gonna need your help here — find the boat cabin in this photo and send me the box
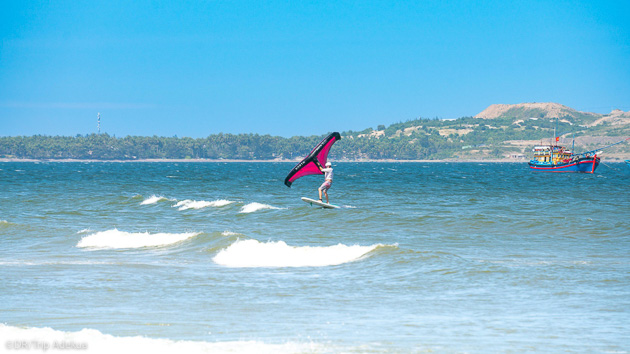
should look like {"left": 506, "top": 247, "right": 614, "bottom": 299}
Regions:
{"left": 531, "top": 145, "right": 573, "bottom": 164}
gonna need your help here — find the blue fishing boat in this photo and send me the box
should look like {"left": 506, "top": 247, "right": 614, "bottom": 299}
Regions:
{"left": 528, "top": 137, "right": 629, "bottom": 173}
{"left": 528, "top": 145, "right": 599, "bottom": 173}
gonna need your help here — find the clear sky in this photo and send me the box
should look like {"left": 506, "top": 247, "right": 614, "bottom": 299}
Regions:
{"left": 1, "top": 0, "right": 629, "bottom": 138}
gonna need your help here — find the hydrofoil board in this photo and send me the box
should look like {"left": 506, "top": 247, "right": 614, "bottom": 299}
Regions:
{"left": 301, "top": 197, "right": 340, "bottom": 209}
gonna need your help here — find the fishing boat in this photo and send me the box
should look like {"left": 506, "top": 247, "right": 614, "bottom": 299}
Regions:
{"left": 528, "top": 145, "right": 599, "bottom": 173}
{"left": 527, "top": 117, "right": 630, "bottom": 173}
{"left": 528, "top": 137, "right": 629, "bottom": 173}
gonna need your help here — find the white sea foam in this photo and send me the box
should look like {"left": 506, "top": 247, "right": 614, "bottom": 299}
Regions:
{"left": 0, "top": 324, "right": 323, "bottom": 354}
{"left": 213, "top": 239, "right": 383, "bottom": 268}
{"left": 239, "top": 202, "right": 282, "bottom": 214}
{"left": 77, "top": 228, "right": 92, "bottom": 234}
{"left": 174, "top": 199, "right": 234, "bottom": 211}
{"left": 77, "top": 229, "right": 200, "bottom": 249}
{"left": 221, "top": 231, "right": 240, "bottom": 236}
{"left": 141, "top": 195, "right": 171, "bottom": 205}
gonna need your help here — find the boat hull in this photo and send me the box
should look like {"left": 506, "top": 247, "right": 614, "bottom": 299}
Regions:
{"left": 528, "top": 156, "right": 600, "bottom": 173}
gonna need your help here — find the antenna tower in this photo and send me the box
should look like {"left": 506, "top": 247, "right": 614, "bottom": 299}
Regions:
{"left": 97, "top": 113, "right": 101, "bottom": 134}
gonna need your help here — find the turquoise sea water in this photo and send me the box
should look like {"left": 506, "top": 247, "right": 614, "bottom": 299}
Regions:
{"left": 1, "top": 162, "right": 629, "bottom": 353}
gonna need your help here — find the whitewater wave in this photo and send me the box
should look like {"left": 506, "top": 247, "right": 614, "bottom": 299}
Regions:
{"left": 0, "top": 220, "right": 17, "bottom": 228}
{"left": 213, "top": 239, "right": 385, "bottom": 268}
{"left": 0, "top": 324, "right": 323, "bottom": 354}
{"left": 141, "top": 195, "right": 173, "bottom": 205}
{"left": 174, "top": 199, "right": 234, "bottom": 211}
{"left": 239, "top": 202, "right": 282, "bottom": 214}
{"left": 77, "top": 229, "right": 200, "bottom": 250}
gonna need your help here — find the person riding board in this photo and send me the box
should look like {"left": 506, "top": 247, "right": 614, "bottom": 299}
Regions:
{"left": 318, "top": 161, "right": 333, "bottom": 203}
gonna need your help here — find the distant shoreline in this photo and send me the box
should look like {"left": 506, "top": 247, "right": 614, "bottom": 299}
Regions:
{"left": 1, "top": 157, "right": 526, "bottom": 163}
{"left": 1, "top": 157, "right": 627, "bottom": 163}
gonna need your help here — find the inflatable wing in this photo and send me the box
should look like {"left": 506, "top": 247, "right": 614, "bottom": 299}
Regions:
{"left": 284, "top": 132, "right": 341, "bottom": 187}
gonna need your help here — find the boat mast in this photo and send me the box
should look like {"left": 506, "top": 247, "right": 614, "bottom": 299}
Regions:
{"left": 551, "top": 118, "right": 556, "bottom": 162}
{"left": 553, "top": 118, "right": 556, "bottom": 146}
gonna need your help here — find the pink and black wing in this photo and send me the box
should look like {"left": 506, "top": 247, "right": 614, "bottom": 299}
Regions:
{"left": 284, "top": 132, "right": 341, "bottom": 187}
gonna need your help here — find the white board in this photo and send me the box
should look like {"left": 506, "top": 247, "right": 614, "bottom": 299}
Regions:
{"left": 301, "top": 197, "right": 340, "bottom": 209}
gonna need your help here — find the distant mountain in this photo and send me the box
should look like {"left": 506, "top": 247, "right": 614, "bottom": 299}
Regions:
{"left": 474, "top": 102, "right": 630, "bottom": 126}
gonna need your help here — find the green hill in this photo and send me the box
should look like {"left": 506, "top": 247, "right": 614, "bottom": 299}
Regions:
{"left": 1, "top": 103, "right": 629, "bottom": 161}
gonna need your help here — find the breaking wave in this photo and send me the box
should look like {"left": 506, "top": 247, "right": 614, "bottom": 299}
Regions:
{"left": 213, "top": 239, "right": 386, "bottom": 268}
{"left": 141, "top": 195, "right": 173, "bottom": 205}
{"left": 77, "top": 229, "right": 200, "bottom": 250}
{"left": 239, "top": 202, "right": 282, "bottom": 214}
{"left": 0, "top": 324, "right": 323, "bottom": 354}
{"left": 174, "top": 199, "right": 234, "bottom": 211}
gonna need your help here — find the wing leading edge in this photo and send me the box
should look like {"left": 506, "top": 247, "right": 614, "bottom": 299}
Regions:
{"left": 284, "top": 132, "right": 341, "bottom": 187}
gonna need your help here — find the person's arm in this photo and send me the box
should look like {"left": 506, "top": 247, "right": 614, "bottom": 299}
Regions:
{"left": 315, "top": 160, "right": 324, "bottom": 172}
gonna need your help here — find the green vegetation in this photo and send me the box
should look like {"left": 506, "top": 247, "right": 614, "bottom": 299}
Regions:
{"left": 1, "top": 114, "right": 628, "bottom": 160}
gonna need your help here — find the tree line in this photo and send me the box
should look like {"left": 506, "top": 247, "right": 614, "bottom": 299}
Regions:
{"left": 0, "top": 133, "right": 448, "bottom": 160}
{"left": 0, "top": 116, "right": 577, "bottom": 160}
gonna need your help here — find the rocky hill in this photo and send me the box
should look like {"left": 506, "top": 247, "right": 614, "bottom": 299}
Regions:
{"left": 476, "top": 102, "right": 589, "bottom": 119}
{"left": 471, "top": 102, "right": 630, "bottom": 160}
{"left": 475, "top": 102, "right": 630, "bottom": 126}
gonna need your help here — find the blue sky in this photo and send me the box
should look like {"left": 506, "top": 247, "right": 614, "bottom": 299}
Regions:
{"left": 1, "top": 0, "right": 629, "bottom": 138}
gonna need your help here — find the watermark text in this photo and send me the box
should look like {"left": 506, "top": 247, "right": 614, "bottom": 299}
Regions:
{"left": 5, "top": 340, "right": 88, "bottom": 351}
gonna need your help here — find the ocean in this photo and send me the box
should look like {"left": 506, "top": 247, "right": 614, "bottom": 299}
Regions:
{"left": 1, "top": 161, "right": 629, "bottom": 353}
